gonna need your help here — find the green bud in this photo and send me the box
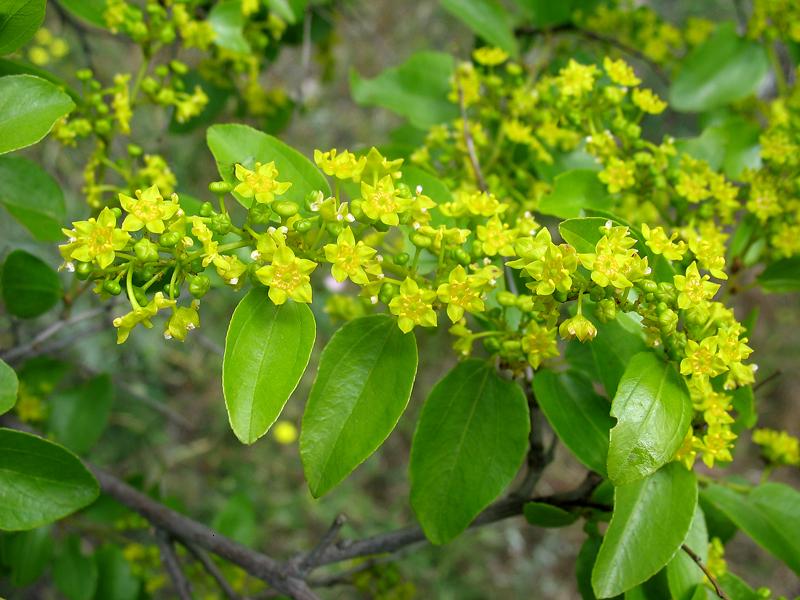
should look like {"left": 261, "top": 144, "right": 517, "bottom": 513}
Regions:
{"left": 483, "top": 337, "right": 501, "bottom": 353}
{"left": 95, "top": 120, "right": 112, "bottom": 135}
{"left": 411, "top": 233, "right": 432, "bottom": 248}
{"left": 199, "top": 202, "right": 215, "bottom": 217}
{"left": 452, "top": 248, "right": 471, "bottom": 265}
{"left": 188, "top": 274, "right": 211, "bottom": 298}
{"left": 326, "top": 222, "right": 344, "bottom": 236}
{"left": 596, "top": 298, "right": 617, "bottom": 322}
{"left": 133, "top": 286, "right": 148, "bottom": 306}
{"left": 249, "top": 203, "right": 272, "bottom": 224}
{"left": 470, "top": 240, "right": 484, "bottom": 259}
{"left": 501, "top": 340, "right": 521, "bottom": 352}
{"left": 396, "top": 183, "right": 412, "bottom": 198}
{"left": 103, "top": 279, "right": 122, "bottom": 295}
{"left": 208, "top": 181, "right": 232, "bottom": 194}
{"left": 210, "top": 213, "right": 232, "bottom": 234}
{"left": 393, "top": 252, "right": 410, "bottom": 265}
{"left": 134, "top": 238, "right": 160, "bottom": 263}
{"left": 497, "top": 291, "right": 517, "bottom": 307}
{"left": 273, "top": 200, "right": 299, "bottom": 218}
{"left": 169, "top": 61, "right": 187, "bottom": 76}
{"left": 155, "top": 65, "right": 169, "bottom": 77}
{"left": 638, "top": 279, "right": 658, "bottom": 294}
{"left": 75, "top": 261, "right": 93, "bottom": 280}
{"left": 517, "top": 295, "right": 534, "bottom": 312}
{"left": 349, "top": 199, "right": 365, "bottom": 220}
{"left": 111, "top": 207, "right": 122, "bottom": 218}
{"left": 159, "top": 231, "right": 181, "bottom": 247}
{"left": 141, "top": 77, "right": 159, "bottom": 94}
{"left": 127, "top": 144, "right": 143, "bottom": 157}
{"left": 76, "top": 69, "right": 94, "bottom": 81}
{"left": 658, "top": 307, "right": 679, "bottom": 332}
{"left": 293, "top": 218, "right": 314, "bottom": 233}
{"left": 159, "top": 26, "right": 176, "bottom": 44}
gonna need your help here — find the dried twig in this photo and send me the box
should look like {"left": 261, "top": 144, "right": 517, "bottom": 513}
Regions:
{"left": 455, "top": 78, "right": 488, "bottom": 193}
{"left": 184, "top": 542, "right": 241, "bottom": 600}
{"left": 155, "top": 529, "right": 194, "bottom": 600}
{"left": 681, "top": 544, "right": 730, "bottom": 600}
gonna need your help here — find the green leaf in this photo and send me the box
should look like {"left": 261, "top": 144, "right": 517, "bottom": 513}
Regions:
{"left": 265, "top": 0, "right": 305, "bottom": 24}
{"left": 513, "top": 0, "right": 579, "bottom": 27}
{"left": 524, "top": 501, "right": 578, "bottom": 528}
{"left": 0, "top": 156, "right": 66, "bottom": 240}
{"left": 55, "top": 0, "right": 108, "bottom": 27}
{"left": 48, "top": 374, "right": 114, "bottom": 454}
{"left": 756, "top": 256, "right": 800, "bottom": 292}
{"left": 677, "top": 117, "right": 761, "bottom": 179}
{"left": 669, "top": 23, "right": 769, "bottom": 113}
{"left": 2, "top": 525, "right": 53, "bottom": 586}
{"left": 0, "top": 57, "right": 80, "bottom": 100}
{"left": 209, "top": 0, "right": 250, "bottom": 53}
{"left": 0, "top": 428, "right": 99, "bottom": 530}
{"left": 207, "top": 123, "right": 330, "bottom": 208}
{"left": 409, "top": 360, "right": 529, "bottom": 544}
{"left": 592, "top": 463, "right": 698, "bottom": 598}
{"left": 731, "top": 385, "right": 756, "bottom": 434}
{"left": 558, "top": 217, "right": 608, "bottom": 253}
{"left": 2, "top": 249, "right": 62, "bottom": 318}
{"left": 666, "top": 507, "right": 708, "bottom": 600}
{"left": 0, "top": 358, "right": 17, "bottom": 415}
{"left": 94, "top": 545, "right": 141, "bottom": 600}
{"left": 54, "top": 536, "right": 98, "bottom": 600}
{"left": 0, "top": 74, "right": 75, "bottom": 154}
{"left": 538, "top": 170, "right": 612, "bottom": 219}
{"left": 300, "top": 314, "right": 417, "bottom": 497}
{"left": 607, "top": 352, "right": 691, "bottom": 485}
{"left": 0, "top": 0, "right": 45, "bottom": 55}
{"left": 223, "top": 290, "right": 315, "bottom": 444}
{"left": 576, "top": 535, "right": 603, "bottom": 600}
{"left": 533, "top": 369, "right": 613, "bottom": 476}
{"left": 717, "top": 573, "right": 761, "bottom": 600}
{"left": 350, "top": 51, "right": 459, "bottom": 130}
{"left": 701, "top": 483, "right": 800, "bottom": 575}
{"left": 441, "top": 0, "right": 518, "bottom": 56}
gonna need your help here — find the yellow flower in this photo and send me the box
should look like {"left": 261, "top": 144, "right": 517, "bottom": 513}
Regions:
{"left": 641, "top": 224, "right": 686, "bottom": 261}
{"left": 559, "top": 313, "right": 597, "bottom": 342}
{"left": 234, "top": 162, "right": 292, "bottom": 204}
{"left": 674, "top": 262, "right": 720, "bottom": 309}
{"left": 632, "top": 88, "right": 667, "bottom": 114}
{"left": 323, "top": 227, "right": 379, "bottom": 285}
{"left": 119, "top": 185, "right": 180, "bottom": 234}
{"left": 112, "top": 74, "right": 132, "bottom": 134}
{"left": 706, "top": 538, "right": 727, "bottom": 579}
{"left": 680, "top": 337, "right": 727, "bottom": 379}
{"left": 255, "top": 246, "right": 317, "bottom": 305}
{"left": 476, "top": 215, "right": 517, "bottom": 256}
{"left": 557, "top": 59, "right": 598, "bottom": 97}
{"left": 436, "top": 265, "right": 484, "bottom": 322}
{"left": 314, "top": 149, "right": 367, "bottom": 182}
{"left": 359, "top": 175, "right": 409, "bottom": 226}
{"left": 273, "top": 420, "right": 298, "bottom": 444}
{"left": 164, "top": 302, "right": 200, "bottom": 341}
{"left": 389, "top": 278, "right": 437, "bottom": 333}
{"left": 140, "top": 155, "right": 177, "bottom": 195}
{"left": 113, "top": 292, "right": 176, "bottom": 344}
{"left": 752, "top": 428, "right": 800, "bottom": 467}
{"left": 60, "top": 207, "right": 131, "bottom": 269}
{"left": 521, "top": 321, "right": 559, "bottom": 369}
{"left": 472, "top": 46, "right": 509, "bottom": 66}
{"left": 603, "top": 57, "right": 641, "bottom": 87}
{"left": 599, "top": 157, "right": 636, "bottom": 193}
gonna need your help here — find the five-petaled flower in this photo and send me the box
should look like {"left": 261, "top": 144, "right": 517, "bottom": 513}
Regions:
{"left": 119, "top": 185, "right": 180, "bottom": 233}
{"left": 61, "top": 207, "right": 131, "bottom": 269}
{"left": 255, "top": 246, "right": 317, "bottom": 305}
{"left": 234, "top": 161, "right": 292, "bottom": 204}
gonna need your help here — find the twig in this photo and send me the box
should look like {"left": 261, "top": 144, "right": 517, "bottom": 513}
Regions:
{"left": 155, "top": 529, "right": 193, "bottom": 600}
{"left": 184, "top": 542, "right": 241, "bottom": 600}
{"left": 681, "top": 544, "right": 730, "bottom": 600}
{"left": 1, "top": 307, "right": 108, "bottom": 362}
{"left": 298, "top": 514, "right": 347, "bottom": 574}
{"left": 753, "top": 369, "right": 781, "bottom": 392}
{"left": 456, "top": 78, "right": 488, "bottom": 193}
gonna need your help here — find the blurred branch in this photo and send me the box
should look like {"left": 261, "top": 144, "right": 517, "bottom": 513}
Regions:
{"left": 184, "top": 542, "right": 241, "bottom": 600}
{"left": 155, "top": 529, "right": 194, "bottom": 600}
{"left": 456, "top": 78, "right": 487, "bottom": 193}
{"left": 515, "top": 24, "right": 669, "bottom": 84}
{"left": 681, "top": 544, "right": 730, "bottom": 600}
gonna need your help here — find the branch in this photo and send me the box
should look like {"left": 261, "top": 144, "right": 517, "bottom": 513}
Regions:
{"left": 297, "top": 514, "right": 347, "bottom": 574}
{"left": 456, "top": 77, "right": 488, "bottom": 193}
{"left": 681, "top": 544, "right": 730, "bottom": 600}
{"left": 155, "top": 529, "right": 193, "bottom": 600}
{"left": 184, "top": 542, "right": 241, "bottom": 600}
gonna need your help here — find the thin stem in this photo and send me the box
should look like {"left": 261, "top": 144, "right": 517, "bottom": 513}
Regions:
{"left": 155, "top": 530, "right": 193, "bottom": 600}
{"left": 681, "top": 544, "right": 730, "bottom": 600}
{"left": 184, "top": 542, "right": 241, "bottom": 600}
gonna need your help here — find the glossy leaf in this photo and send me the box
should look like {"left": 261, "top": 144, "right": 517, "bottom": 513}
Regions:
{"left": 538, "top": 170, "right": 612, "bottom": 219}
{"left": 666, "top": 506, "right": 708, "bottom": 600}
{"left": 207, "top": 123, "right": 330, "bottom": 208}
{"left": 48, "top": 374, "right": 114, "bottom": 454}
{"left": 0, "top": 0, "right": 45, "bottom": 55}
{"left": 409, "top": 360, "right": 529, "bottom": 543}
{"left": 441, "top": 0, "right": 517, "bottom": 56}
{"left": 524, "top": 502, "right": 579, "bottom": 528}
{"left": 576, "top": 535, "right": 603, "bottom": 600}
{"left": 0, "top": 57, "right": 80, "bottom": 99}
{"left": 607, "top": 352, "right": 692, "bottom": 485}
{"left": 0, "top": 156, "right": 66, "bottom": 240}
{"left": 756, "top": 256, "right": 800, "bottom": 293}
{"left": 592, "top": 463, "right": 698, "bottom": 598}
{"left": 669, "top": 23, "right": 769, "bottom": 112}
{"left": 0, "top": 358, "right": 17, "bottom": 415}
{"left": 209, "top": 0, "right": 250, "bottom": 53}
{"left": 54, "top": 536, "right": 98, "bottom": 600}
{"left": 55, "top": 0, "right": 107, "bottom": 27}
{"left": 513, "top": 0, "right": 577, "bottom": 27}
{"left": 533, "top": 369, "right": 613, "bottom": 476}
{"left": 350, "top": 51, "right": 459, "bottom": 129}
{"left": 0, "top": 74, "right": 75, "bottom": 154}
{"left": 558, "top": 217, "right": 608, "bottom": 253}
{"left": 701, "top": 483, "right": 800, "bottom": 574}
{"left": 0, "top": 428, "right": 99, "bottom": 530}
{"left": 301, "top": 315, "right": 417, "bottom": 497}
{"left": 2, "top": 249, "right": 62, "bottom": 318}
{"left": 223, "top": 290, "right": 315, "bottom": 444}
{"left": 2, "top": 526, "right": 53, "bottom": 586}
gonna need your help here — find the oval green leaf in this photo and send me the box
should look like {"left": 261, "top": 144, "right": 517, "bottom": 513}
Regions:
{"left": 0, "top": 74, "right": 75, "bottom": 154}
{"left": 524, "top": 502, "right": 579, "bottom": 528}
{"left": 669, "top": 23, "right": 769, "bottom": 113}
{"left": 209, "top": 0, "right": 250, "bottom": 53}
{"left": 409, "top": 359, "right": 529, "bottom": 544}
{"left": 756, "top": 256, "right": 800, "bottom": 293}
{"left": 538, "top": 170, "right": 612, "bottom": 219}
{"left": 441, "top": 0, "right": 518, "bottom": 56}
{"left": 300, "top": 314, "right": 418, "bottom": 497}
{"left": 0, "top": 358, "right": 17, "bottom": 415}
{"left": 0, "top": 156, "right": 66, "bottom": 241}
{"left": 666, "top": 506, "right": 709, "bottom": 600}
{"left": 558, "top": 217, "right": 608, "bottom": 253}
{"left": 54, "top": 536, "right": 98, "bottom": 600}
{"left": 0, "top": 428, "right": 99, "bottom": 531}
{"left": 592, "top": 463, "right": 698, "bottom": 598}
{"left": 207, "top": 123, "right": 330, "bottom": 208}
{"left": 350, "top": 51, "right": 459, "bottom": 130}
{"left": 0, "top": 0, "right": 45, "bottom": 55}
{"left": 223, "top": 289, "right": 316, "bottom": 444}
{"left": 48, "top": 374, "right": 114, "bottom": 454}
{"left": 607, "top": 351, "right": 692, "bottom": 485}
{"left": 701, "top": 482, "right": 800, "bottom": 575}
{"left": 56, "top": 0, "right": 108, "bottom": 27}
{"left": 533, "top": 369, "right": 612, "bottom": 476}
{"left": 2, "top": 249, "right": 62, "bottom": 318}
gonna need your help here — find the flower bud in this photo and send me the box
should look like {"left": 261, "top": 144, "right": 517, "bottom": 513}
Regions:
{"left": 273, "top": 200, "right": 299, "bottom": 218}
{"left": 559, "top": 314, "right": 598, "bottom": 342}
{"left": 393, "top": 252, "right": 410, "bottom": 265}
{"left": 103, "top": 279, "right": 122, "bottom": 295}
{"left": 497, "top": 291, "right": 517, "bottom": 307}
{"left": 159, "top": 231, "right": 181, "bottom": 247}
{"left": 188, "top": 274, "right": 211, "bottom": 298}
{"left": 75, "top": 261, "right": 93, "bottom": 280}
{"left": 199, "top": 202, "right": 215, "bottom": 217}
{"left": 208, "top": 181, "right": 232, "bottom": 194}
{"left": 411, "top": 233, "right": 432, "bottom": 248}
{"left": 134, "top": 238, "right": 160, "bottom": 263}
{"left": 210, "top": 213, "right": 232, "bottom": 234}
{"left": 293, "top": 218, "right": 314, "bottom": 233}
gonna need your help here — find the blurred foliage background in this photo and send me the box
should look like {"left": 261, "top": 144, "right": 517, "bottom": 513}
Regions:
{"left": 1, "top": 0, "right": 799, "bottom": 598}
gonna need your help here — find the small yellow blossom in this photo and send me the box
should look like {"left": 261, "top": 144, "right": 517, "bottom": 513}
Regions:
{"left": 113, "top": 292, "right": 176, "bottom": 344}
{"left": 234, "top": 162, "right": 292, "bottom": 204}
{"left": 674, "top": 262, "right": 720, "bottom": 309}
{"left": 273, "top": 420, "right": 298, "bottom": 444}
{"left": 632, "top": 88, "right": 667, "bottom": 114}
{"left": 389, "top": 278, "right": 437, "bottom": 333}
{"left": 472, "top": 46, "right": 509, "bottom": 66}
{"left": 255, "top": 246, "right": 316, "bottom": 305}
{"left": 436, "top": 265, "right": 484, "bottom": 322}
{"left": 60, "top": 207, "right": 131, "bottom": 269}
{"left": 559, "top": 313, "right": 597, "bottom": 342}
{"left": 603, "top": 57, "right": 641, "bottom": 87}
{"left": 477, "top": 216, "right": 517, "bottom": 256}
{"left": 557, "top": 59, "right": 598, "bottom": 97}
{"left": 641, "top": 224, "right": 687, "bottom": 260}
{"left": 323, "top": 227, "right": 379, "bottom": 285}
{"left": 599, "top": 157, "right": 636, "bottom": 193}
{"left": 314, "top": 149, "right": 367, "bottom": 182}
{"left": 164, "top": 302, "right": 200, "bottom": 341}
{"left": 521, "top": 321, "right": 559, "bottom": 369}
{"left": 359, "top": 175, "right": 409, "bottom": 226}
{"left": 119, "top": 185, "right": 180, "bottom": 234}
{"left": 752, "top": 428, "right": 800, "bottom": 467}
